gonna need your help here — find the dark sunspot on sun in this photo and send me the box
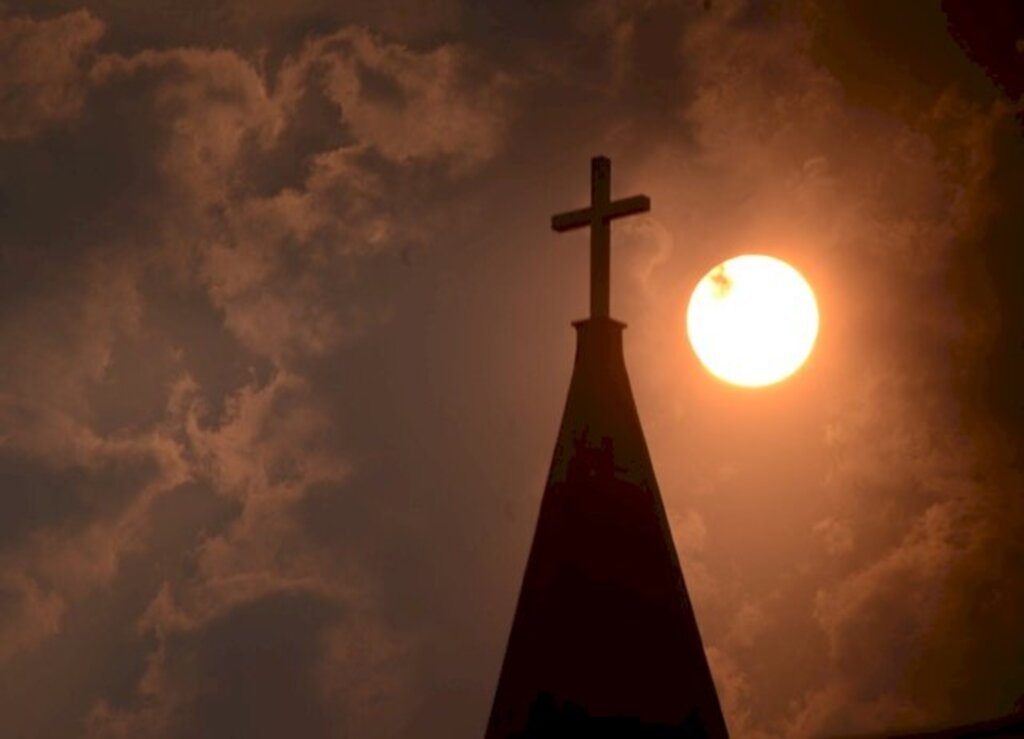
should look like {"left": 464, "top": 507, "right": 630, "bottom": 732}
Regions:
{"left": 710, "top": 265, "right": 732, "bottom": 298}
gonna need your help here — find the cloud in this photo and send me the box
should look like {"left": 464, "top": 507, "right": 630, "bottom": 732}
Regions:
{"left": 311, "top": 27, "right": 511, "bottom": 170}
{"left": 0, "top": 571, "right": 65, "bottom": 661}
{"left": 0, "top": 8, "right": 512, "bottom": 732}
{"left": 76, "top": 369, "right": 361, "bottom": 734}
{"left": 76, "top": 26, "right": 510, "bottom": 363}
{"left": 86, "top": 592, "right": 343, "bottom": 739}
{"left": 90, "top": 46, "right": 283, "bottom": 204}
{"left": 0, "top": 9, "right": 104, "bottom": 140}
{"left": 0, "top": 390, "right": 190, "bottom": 658}
{"left": 706, "top": 646, "right": 775, "bottom": 739}
{"left": 0, "top": 258, "right": 144, "bottom": 416}
{"left": 813, "top": 503, "right": 966, "bottom": 691}
{"left": 624, "top": 1, "right": 1024, "bottom": 735}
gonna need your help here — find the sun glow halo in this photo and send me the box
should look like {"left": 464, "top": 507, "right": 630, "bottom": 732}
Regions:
{"left": 687, "top": 255, "right": 819, "bottom": 387}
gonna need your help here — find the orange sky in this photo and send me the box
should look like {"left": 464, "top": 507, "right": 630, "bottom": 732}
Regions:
{"left": 0, "top": 2, "right": 1021, "bottom": 737}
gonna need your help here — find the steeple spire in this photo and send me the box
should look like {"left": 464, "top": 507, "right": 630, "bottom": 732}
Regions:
{"left": 552, "top": 156, "right": 650, "bottom": 319}
{"left": 486, "top": 157, "right": 728, "bottom": 737}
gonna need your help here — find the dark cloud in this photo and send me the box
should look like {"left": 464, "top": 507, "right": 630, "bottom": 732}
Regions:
{"left": 0, "top": 9, "right": 103, "bottom": 140}
{"left": 86, "top": 592, "right": 344, "bottom": 738}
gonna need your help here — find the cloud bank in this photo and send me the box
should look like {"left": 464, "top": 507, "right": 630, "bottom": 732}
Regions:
{"left": 0, "top": 1, "right": 1021, "bottom": 737}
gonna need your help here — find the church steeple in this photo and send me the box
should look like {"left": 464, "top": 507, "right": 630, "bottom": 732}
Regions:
{"left": 485, "top": 157, "right": 729, "bottom": 738}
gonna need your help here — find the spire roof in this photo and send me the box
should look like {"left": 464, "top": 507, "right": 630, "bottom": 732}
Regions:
{"left": 486, "top": 158, "right": 728, "bottom": 737}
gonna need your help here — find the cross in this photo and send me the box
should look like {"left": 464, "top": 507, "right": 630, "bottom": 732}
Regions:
{"left": 551, "top": 156, "right": 651, "bottom": 319}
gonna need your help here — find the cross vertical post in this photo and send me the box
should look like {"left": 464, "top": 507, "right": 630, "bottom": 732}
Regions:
{"left": 551, "top": 156, "right": 651, "bottom": 320}
{"left": 591, "top": 157, "right": 611, "bottom": 319}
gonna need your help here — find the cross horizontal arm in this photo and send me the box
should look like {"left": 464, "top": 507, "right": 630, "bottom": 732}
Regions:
{"left": 551, "top": 195, "right": 651, "bottom": 233}
{"left": 604, "top": 195, "right": 651, "bottom": 221}
{"left": 551, "top": 207, "right": 593, "bottom": 232}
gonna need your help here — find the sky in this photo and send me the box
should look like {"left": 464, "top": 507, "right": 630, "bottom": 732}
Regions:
{"left": 0, "top": 1, "right": 1021, "bottom": 737}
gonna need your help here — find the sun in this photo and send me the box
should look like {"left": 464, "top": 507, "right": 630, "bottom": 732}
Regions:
{"left": 686, "top": 254, "right": 819, "bottom": 387}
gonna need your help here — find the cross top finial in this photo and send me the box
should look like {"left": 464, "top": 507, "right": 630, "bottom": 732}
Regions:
{"left": 551, "top": 156, "right": 651, "bottom": 319}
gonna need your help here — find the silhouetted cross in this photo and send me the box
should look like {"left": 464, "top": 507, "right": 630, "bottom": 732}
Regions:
{"left": 551, "top": 156, "right": 651, "bottom": 319}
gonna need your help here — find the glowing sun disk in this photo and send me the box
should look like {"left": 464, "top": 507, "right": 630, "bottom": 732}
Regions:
{"left": 687, "top": 255, "right": 819, "bottom": 387}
